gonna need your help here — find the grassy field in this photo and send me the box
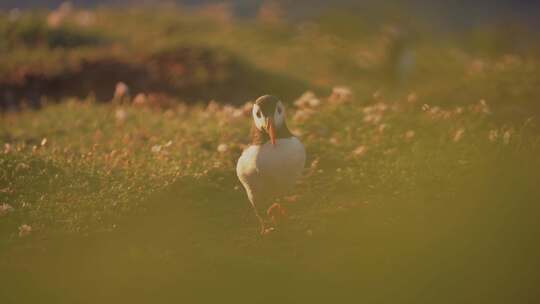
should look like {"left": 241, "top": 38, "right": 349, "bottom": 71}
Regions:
{"left": 1, "top": 6, "right": 540, "bottom": 303}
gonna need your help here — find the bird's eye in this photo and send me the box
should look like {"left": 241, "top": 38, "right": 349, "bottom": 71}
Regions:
{"left": 256, "top": 110, "right": 262, "bottom": 118}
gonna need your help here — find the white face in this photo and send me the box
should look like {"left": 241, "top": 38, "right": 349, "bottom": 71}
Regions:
{"left": 252, "top": 101, "right": 285, "bottom": 131}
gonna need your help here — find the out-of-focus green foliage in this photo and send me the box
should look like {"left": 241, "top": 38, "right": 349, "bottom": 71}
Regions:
{"left": 0, "top": 14, "right": 104, "bottom": 50}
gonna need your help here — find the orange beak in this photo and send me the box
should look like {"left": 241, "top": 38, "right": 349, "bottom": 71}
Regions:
{"left": 266, "top": 118, "right": 276, "bottom": 146}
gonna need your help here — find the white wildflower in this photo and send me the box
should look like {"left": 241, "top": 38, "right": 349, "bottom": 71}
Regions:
{"left": 488, "top": 130, "right": 498, "bottom": 142}
{"left": 18, "top": 224, "right": 32, "bottom": 237}
{"left": 290, "top": 128, "right": 304, "bottom": 136}
{"left": 353, "top": 145, "right": 367, "bottom": 157}
{"left": 329, "top": 86, "right": 352, "bottom": 104}
{"left": 232, "top": 108, "right": 244, "bottom": 118}
{"left": 115, "top": 108, "right": 127, "bottom": 122}
{"left": 217, "top": 144, "right": 228, "bottom": 153}
{"left": 8, "top": 8, "right": 21, "bottom": 22}
{"left": 308, "top": 97, "right": 321, "bottom": 107}
{"left": 404, "top": 130, "right": 415, "bottom": 141}
{"left": 363, "top": 106, "right": 375, "bottom": 114}
{"left": 293, "top": 109, "right": 315, "bottom": 123}
{"left": 113, "top": 82, "right": 130, "bottom": 100}
{"left": 132, "top": 93, "right": 147, "bottom": 106}
{"left": 0, "top": 203, "right": 14, "bottom": 217}
{"left": 479, "top": 99, "right": 490, "bottom": 114}
{"left": 407, "top": 92, "right": 417, "bottom": 103}
{"left": 4, "top": 143, "right": 12, "bottom": 154}
{"left": 242, "top": 101, "right": 253, "bottom": 116}
{"left": 429, "top": 106, "right": 440, "bottom": 115}
{"left": 453, "top": 128, "right": 465, "bottom": 142}
{"left": 375, "top": 102, "right": 388, "bottom": 112}
{"left": 294, "top": 91, "right": 320, "bottom": 108}
{"left": 363, "top": 113, "right": 382, "bottom": 124}
{"left": 206, "top": 100, "right": 220, "bottom": 112}
{"left": 46, "top": 1, "right": 73, "bottom": 28}
{"left": 503, "top": 130, "right": 512, "bottom": 145}
{"left": 75, "top": 10, "right": 95, "bottom": 27}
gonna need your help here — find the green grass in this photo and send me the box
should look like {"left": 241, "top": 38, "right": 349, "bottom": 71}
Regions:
{"left": 1, "top": 7, "right": 540, "bottom": 304}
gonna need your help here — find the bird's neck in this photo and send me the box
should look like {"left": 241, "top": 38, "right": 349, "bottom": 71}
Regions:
{"left": 250, "top": 122, "right": 293, "bottom": 145}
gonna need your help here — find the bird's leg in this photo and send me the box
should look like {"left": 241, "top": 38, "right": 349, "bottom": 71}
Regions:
{"left": 267, "top": 202, "right": 287, "bottom": 226}
{"left": 249, "top": 201, "right": 266, "bottom": 235}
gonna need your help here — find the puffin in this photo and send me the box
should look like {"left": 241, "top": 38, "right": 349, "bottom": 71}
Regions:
{"left": 236, "top": 95, "right": 306, "bottom": 234}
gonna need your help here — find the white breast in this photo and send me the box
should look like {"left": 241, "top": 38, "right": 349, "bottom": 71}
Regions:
{"left": 236, "top": 137, "right": 305, "bottom": 204}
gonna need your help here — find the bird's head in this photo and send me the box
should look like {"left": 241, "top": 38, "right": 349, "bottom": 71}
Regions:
{"left": 252, "top": 95, "right": 286, "bottom": 146}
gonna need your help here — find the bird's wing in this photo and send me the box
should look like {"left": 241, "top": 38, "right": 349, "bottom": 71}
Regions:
{"left": 236, "top": 146, "right": 262, "bottom": 203}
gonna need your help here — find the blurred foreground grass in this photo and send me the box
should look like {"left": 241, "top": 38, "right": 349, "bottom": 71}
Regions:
{"left": 1, "top": 6, "right": 540, "bottom": 304}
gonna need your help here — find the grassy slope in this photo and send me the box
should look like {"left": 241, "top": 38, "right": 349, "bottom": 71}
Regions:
{"left": 1, "top": 8, "right": 540, "bottom": 304}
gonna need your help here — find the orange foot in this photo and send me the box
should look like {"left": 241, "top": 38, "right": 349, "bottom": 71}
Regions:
{"left": 261, "top": 227, "right": 275, "bottom": 236}
{"left": 267, "top": 203, "right": 288, "bottom": 225}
